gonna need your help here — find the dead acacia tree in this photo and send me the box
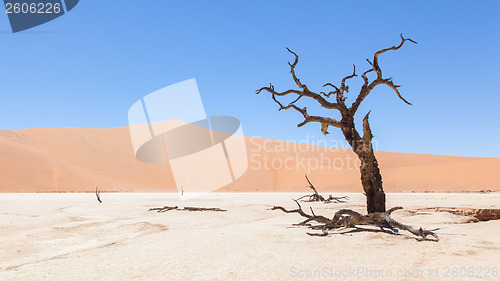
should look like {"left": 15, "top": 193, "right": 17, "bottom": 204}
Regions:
{"left": 257, "top": 34, "right": 417, "bottom": 213}
{"left": 296, "top": 174, "right": 348, "bottom": 203}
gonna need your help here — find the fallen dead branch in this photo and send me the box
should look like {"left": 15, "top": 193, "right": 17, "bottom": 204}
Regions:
{"left": 296, "top": 175, "right": 349, "bottom": 203}
{"left": 410, "top": 207, "right": 500, "bottom": 223}
{"left": 272, "top": 201, "right": 439, "bottom": 242}
{"left": 271, "top": 200, "right": 331, "bottom": 224}
{"left": 149, "top": 206, "right": 227, "bottom": 213}
{"left": 149, "top": 206, "right": 178, "bottom": 212}
{"left": 183, "top": 207, "right": 226, "bottom": 212}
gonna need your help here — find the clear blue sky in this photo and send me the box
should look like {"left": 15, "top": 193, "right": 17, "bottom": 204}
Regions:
{"left": 1, "top": 1, "right": 499, "bottom": 157}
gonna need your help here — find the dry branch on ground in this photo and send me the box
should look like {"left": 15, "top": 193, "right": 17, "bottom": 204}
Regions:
{"left": 296, "top": 175, "right": 349, "bottom": 203}
{"left": 410, "top": 207, "right": 500, "bottom": 223}
{"left": 272, "top": 200, "right": 439, "bottom": 241}
{"left": 149, "top": 206, "right": 227, "bottom": 213}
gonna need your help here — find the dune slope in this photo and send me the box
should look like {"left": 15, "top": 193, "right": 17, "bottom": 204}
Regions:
{"left": 0, "top": 127, "right": 498, "bottom": 192}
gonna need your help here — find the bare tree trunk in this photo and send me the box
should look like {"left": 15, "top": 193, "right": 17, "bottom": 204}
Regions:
{"left": 348, "top": 144, "right": 386, "bottom": 213}
{"left": 360, "top": 152, "right": 385, "bottom": 213}
{"left": 342, "top": 113, "right": 385, "bottom": 213}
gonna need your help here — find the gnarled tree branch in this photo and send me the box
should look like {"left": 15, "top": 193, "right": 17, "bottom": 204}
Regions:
{"left": 272, "top": 201, "right": 439, "bottom": 241}
{"left": 379, "top": 79, "right": 412, "bottom": 105}
{"left": 350, "top": 33, "right": 416, "bottom": 113}
{"left": 271, "top": 199, "right": 331, "bottom": 225}
{"left": 256, "top": 48, "right": 348, "bottom": 135}
{"left": 373, "top": 33, "right": 418, "bottom": 79}
{"left": 266, "top": 89, "right": 344, "bottom": 134}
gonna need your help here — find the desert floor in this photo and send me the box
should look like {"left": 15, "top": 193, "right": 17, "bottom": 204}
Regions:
{"left": 1, "top": 193, "right": 499, "bottom": 281}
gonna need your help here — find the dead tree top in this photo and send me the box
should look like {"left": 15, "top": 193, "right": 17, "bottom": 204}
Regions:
{"left": 256, "top": 33, "right": 416, "bottom": 136}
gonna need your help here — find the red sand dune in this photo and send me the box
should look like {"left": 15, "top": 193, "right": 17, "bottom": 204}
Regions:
{"left": 0, "top": 127, "right": 498, "bottom": 193}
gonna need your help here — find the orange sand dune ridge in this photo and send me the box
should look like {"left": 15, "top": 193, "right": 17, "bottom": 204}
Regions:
{"left": 0, "top": 127, "right": 498, "bottom": 193}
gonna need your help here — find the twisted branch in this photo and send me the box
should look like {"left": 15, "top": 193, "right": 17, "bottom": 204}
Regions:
{"left": 373, "top": 33, "right": 418, "bottom": 79}
{"left": 271, "top": 199, "right": 331, "bottom": 224}
{"left": 256, "top": 48, "right": 349, "bottom": 135}
{"left": 267, "top": 88, "right": 344, "bottom": 132}
{"left": 341, "top": 65, "right": 357, "bottom": 94}
{"left": 272, "top": 202, "right": 439, "bottom": 241}
{"left": 256, "top": 49, "right": 341, "bottom": 111}
{"left": 351, "top": 33, "right": 416, "bottom": 113}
